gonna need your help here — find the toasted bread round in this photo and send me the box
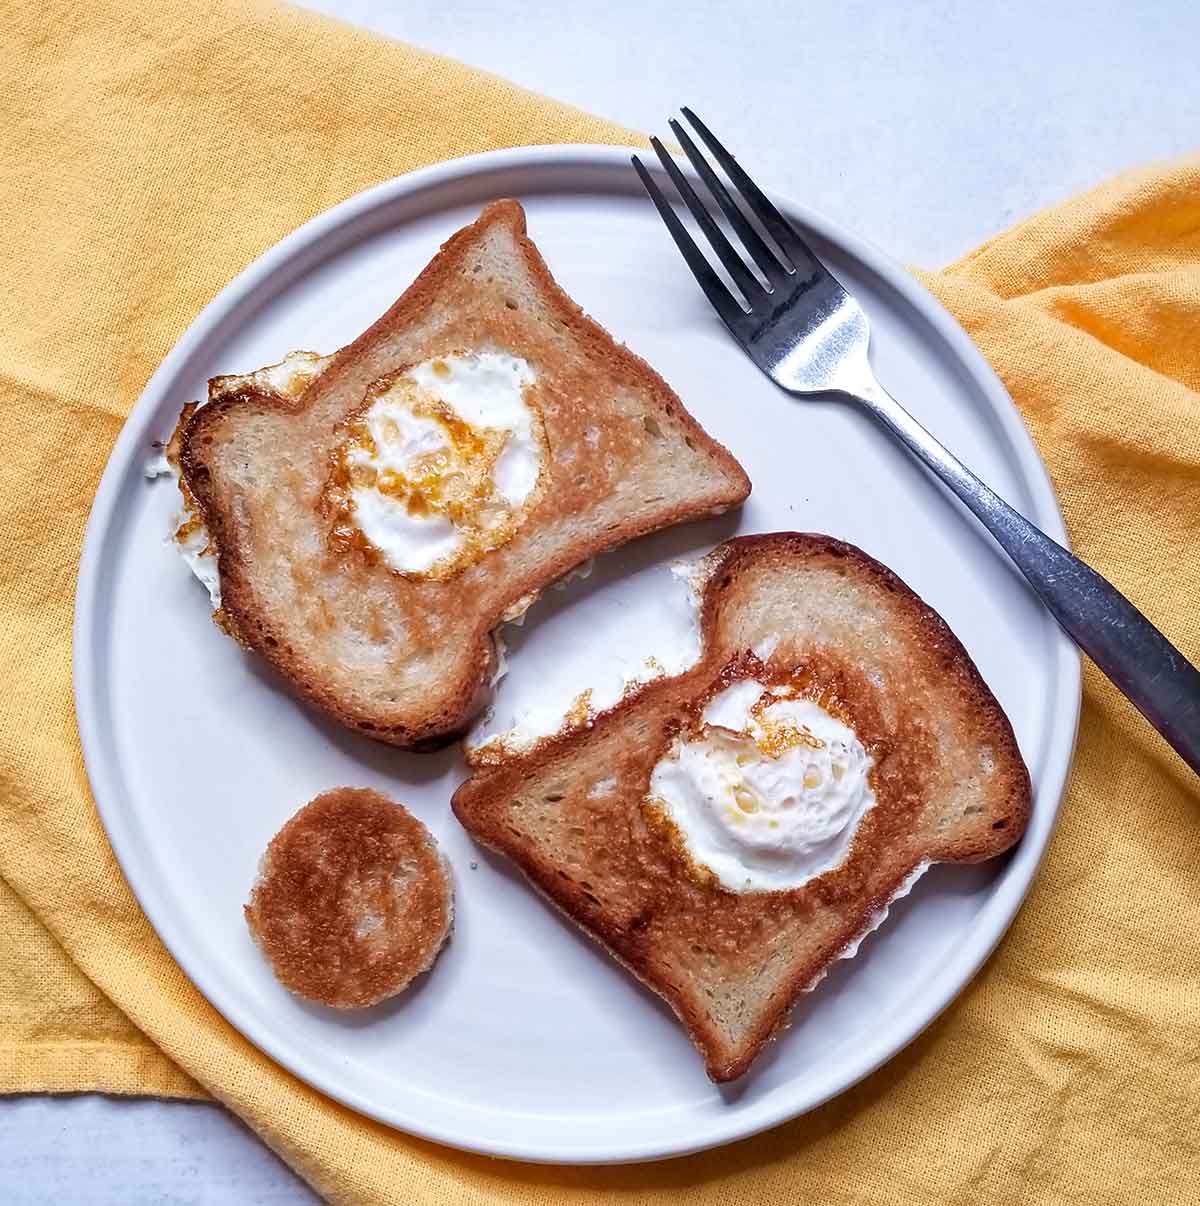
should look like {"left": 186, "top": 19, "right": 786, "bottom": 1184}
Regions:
{"left": 245, "top": 788, "right": 453, "bottom": 1008}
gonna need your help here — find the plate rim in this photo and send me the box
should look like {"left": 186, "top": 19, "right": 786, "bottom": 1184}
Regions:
{"left": 74, "top": 143, "right": 1081, "bottom": 1164}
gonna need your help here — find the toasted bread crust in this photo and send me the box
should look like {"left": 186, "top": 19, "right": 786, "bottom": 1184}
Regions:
{"left": 452, "top": 533, "right": 1031, "bottom": 1080}
{"left": 245, "top": 788, "right": 453, "bottom": 1008}
{"left": 180, "top": 201, "right": 749, "bottom": 747}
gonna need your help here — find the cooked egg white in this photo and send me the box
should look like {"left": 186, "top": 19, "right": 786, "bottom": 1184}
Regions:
{"left": 174, "top": 507, "right": 221, "bottom": 608}
{"left": 647, "top": 679, "right": 876, "bottom": 892}
{"left": 331, "top": 352, "right": 544, "bottom": 577}
{"left": 464, "top": 557, "right": 707, "bottom": 765}
{"left": 146, "top": 439, "right": 221, "bottom": 608}
{"left": 212, "top": 349, "right": 332, "bottom": 401}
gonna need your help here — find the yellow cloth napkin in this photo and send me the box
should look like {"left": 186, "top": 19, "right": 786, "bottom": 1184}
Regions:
{"left": 2, "top": 0, "right": 1198, "bottom": 1201}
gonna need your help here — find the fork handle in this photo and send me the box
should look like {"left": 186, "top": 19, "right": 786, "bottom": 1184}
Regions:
{"left": 856, "top": 381, "right": 1200, "bottom": 775}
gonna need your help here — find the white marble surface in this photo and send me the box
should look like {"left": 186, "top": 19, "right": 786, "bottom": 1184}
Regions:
{"left": 4, "top": 0, "right": 1196, "bottom": 1201}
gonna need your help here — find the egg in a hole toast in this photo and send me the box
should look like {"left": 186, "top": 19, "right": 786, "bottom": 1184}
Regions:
{"left": 159, "top": 201, "right": 750, "bottom": 748}
{"left": 452, "top": 533, "right": 1031, "bottom": 1081}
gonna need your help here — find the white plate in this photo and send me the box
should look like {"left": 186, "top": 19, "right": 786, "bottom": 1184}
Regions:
{"left": 75, "top": 146, "right": 1079, "bottom": 1164}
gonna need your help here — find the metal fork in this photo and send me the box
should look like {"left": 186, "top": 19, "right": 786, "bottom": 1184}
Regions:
{"left": 634, "top": 109, "right": 1200, "bottom": 775}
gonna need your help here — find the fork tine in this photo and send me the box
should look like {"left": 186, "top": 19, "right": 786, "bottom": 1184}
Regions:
{"left": 668, "top": 118, "right": 788, "bottom": 283}
{"left": 631, "top": 154, "right": 748, "bottom": 328}
{"left": 680, "top": 107, "right": 822, "bottom": 279}
{"left": 647, "top": 136, "right": 765, "bottom": 303}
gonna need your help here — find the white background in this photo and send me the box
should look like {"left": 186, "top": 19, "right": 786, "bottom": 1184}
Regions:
{"left": 3, "top": 0, "right": 1196, "bottom": 1201}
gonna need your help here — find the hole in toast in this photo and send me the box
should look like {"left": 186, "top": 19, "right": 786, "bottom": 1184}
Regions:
{"left": 992, "top": 819, "right": 1007, "bottom": 830}
{"left": 684, "top": 436, "right": 696, "bottom": 451}
{"left": 504, "top": 298, "right": 519, "bottom": 311}
{"left": 642, "top": 414, "right": 663, "bottom": 439}
{"left": 324, "top": 353, "right": 547, "bottom": 579}
{"left": 543, "top": 793, "right": 564, "bottom": 803}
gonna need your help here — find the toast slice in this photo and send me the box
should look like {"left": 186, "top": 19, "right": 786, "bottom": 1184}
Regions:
{"left": 452, "top": 533, "right": 1031, "bottom": 1081}
{"left": 177, "top": 201, "right": 749, "bottom": 747}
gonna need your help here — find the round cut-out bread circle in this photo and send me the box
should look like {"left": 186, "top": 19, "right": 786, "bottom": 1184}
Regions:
{"left": 245, "top": 788, "right": 453, "bottom": 1008}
